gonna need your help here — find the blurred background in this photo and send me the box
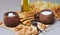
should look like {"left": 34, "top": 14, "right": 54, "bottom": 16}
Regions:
{"left": 0, "top": 0, "right": 60, "bottom": 21}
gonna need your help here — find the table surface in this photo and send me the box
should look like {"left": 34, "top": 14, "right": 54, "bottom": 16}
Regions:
{"left": 0, "top": 0, "right": 60, "bottom": 35}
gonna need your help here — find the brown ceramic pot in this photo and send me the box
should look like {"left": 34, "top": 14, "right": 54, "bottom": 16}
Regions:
{"left": 4, "top": 12, "right": 19, "bottom": 27}
{"left": 34, "top": 10, "right": 55, "bottom": 25}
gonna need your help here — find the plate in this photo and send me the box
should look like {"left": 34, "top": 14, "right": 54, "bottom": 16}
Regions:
{"left": 39, "top": 21, "right": 60, "bottom": 35}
